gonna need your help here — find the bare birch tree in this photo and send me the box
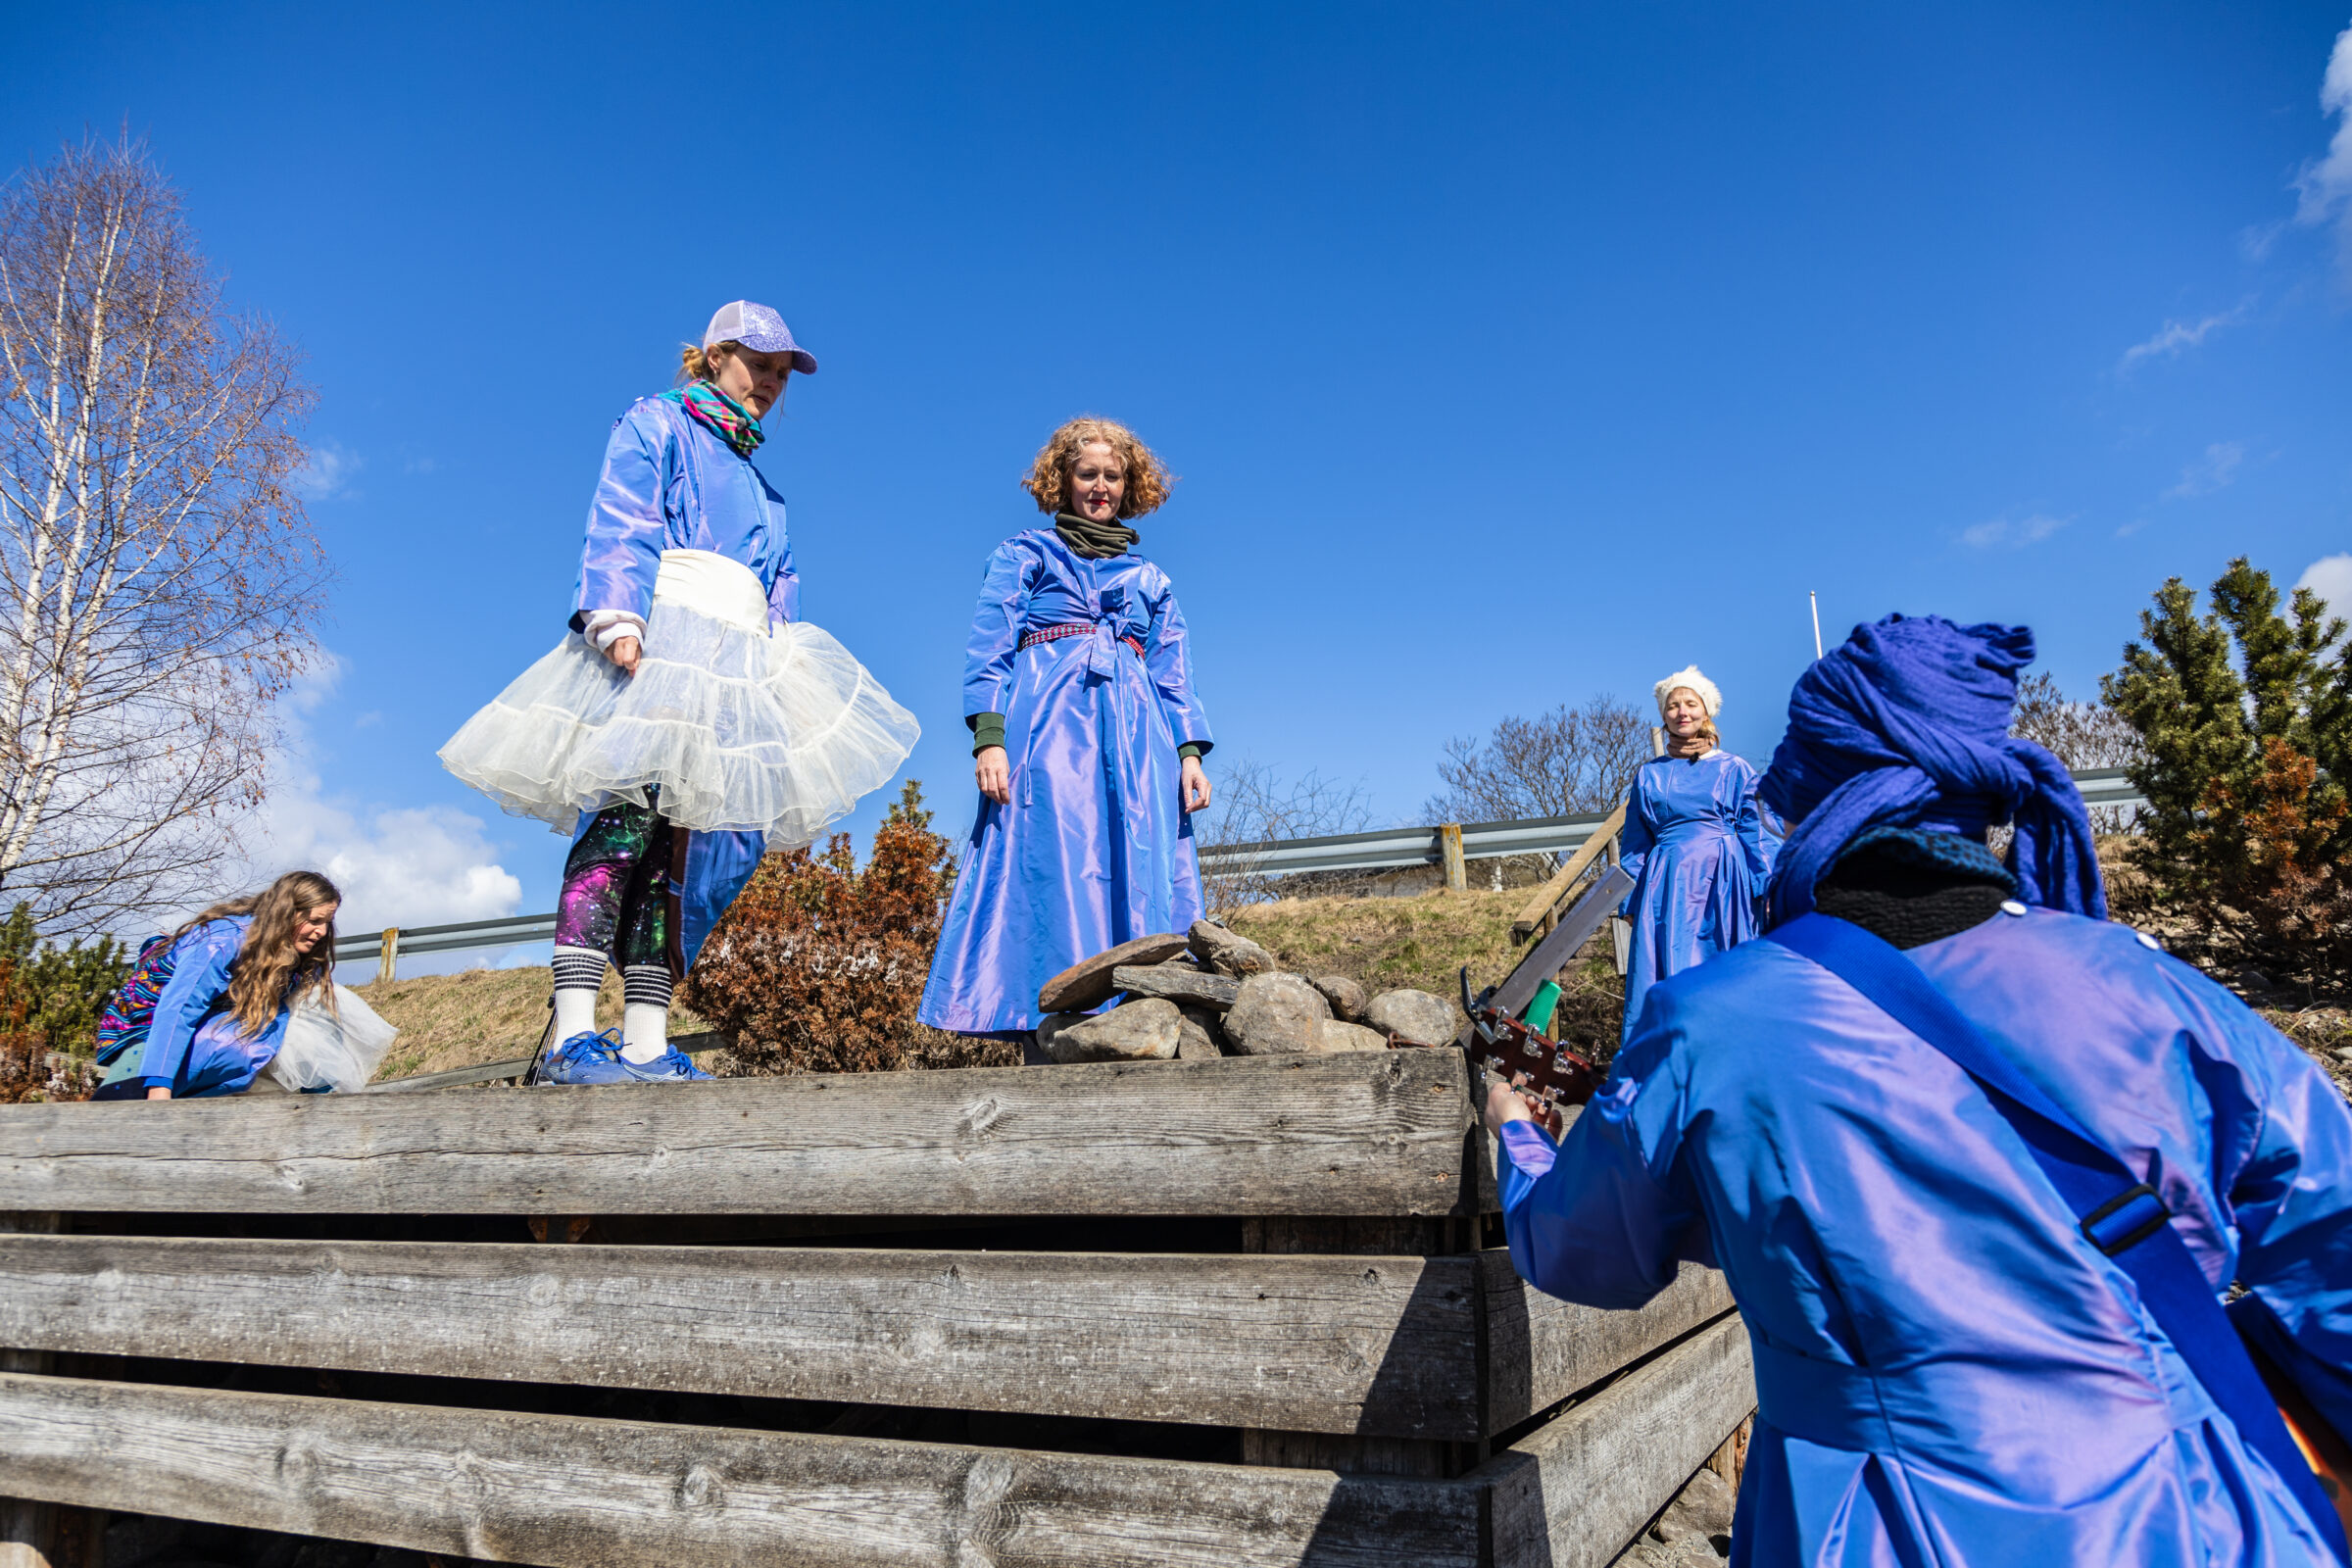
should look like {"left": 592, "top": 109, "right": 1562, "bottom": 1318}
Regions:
{"left": 0, "top": 137, "right": 323, "bottom": 932}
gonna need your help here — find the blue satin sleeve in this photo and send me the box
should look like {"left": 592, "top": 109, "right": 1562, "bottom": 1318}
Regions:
{"left": 768, "top": 535, "right": 799, "bottom": 624}
{"left": 1498, "top": 1016, "right": 1706, "bottom": 1310}
{"left": 959, "top": 542, "right": 1032, "bottom": 720}
{"left": 2179, "top": 961, "right": 2352, "bottom": 1444}
{"left": 1144, "top": 578, "right": 1213, "bottom": 753}
{"left": 570, "top": 404, "right": 669, "bottom": 630}
{"left": 139, "top": 921, "right": 242, "bottom": 1090}
{"left": 1616, "top": 779, "right": 1654, "bottom": 914}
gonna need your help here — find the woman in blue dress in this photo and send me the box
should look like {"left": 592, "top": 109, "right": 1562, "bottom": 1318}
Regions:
{"left": 1490, "top": 614, "right": 2352, "bottom": 1567}
{"left": 917, "top": 417, "right": 1213, "bottom": 1045}
{"left": 1616, "top": 665, "right": 1775, "bottom": 1044}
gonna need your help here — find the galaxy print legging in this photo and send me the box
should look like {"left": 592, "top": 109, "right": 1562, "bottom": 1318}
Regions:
{"left": 555, "top": 793, "right": 677, "bottom": 972}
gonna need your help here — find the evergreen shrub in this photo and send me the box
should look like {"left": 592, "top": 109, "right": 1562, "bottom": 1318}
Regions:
{"left": 2103, "top": 557, "right": 2352, "bottom": 988}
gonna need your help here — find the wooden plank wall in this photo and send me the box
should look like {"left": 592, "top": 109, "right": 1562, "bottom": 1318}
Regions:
{"left": 0, "top": 1370, "right": 1490, "bottom": 1568}
{"left": 0, "top": 1052, "right": 1479, "bottom": 1217}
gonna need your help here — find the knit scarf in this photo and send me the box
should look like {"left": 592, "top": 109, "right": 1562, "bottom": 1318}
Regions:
{"left": 1757, "top": 613, "right": 2106, "bottom": 927}
{"left": 664, "top": 382, "right": 763, "bottom": 458}
{"left": 1054, "top": 511, "right": 1139, "bottom": 559}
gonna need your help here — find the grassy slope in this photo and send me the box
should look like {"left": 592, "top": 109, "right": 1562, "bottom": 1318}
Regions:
{"left": 357, "top": 968, "right": 709, "bottom": 1083}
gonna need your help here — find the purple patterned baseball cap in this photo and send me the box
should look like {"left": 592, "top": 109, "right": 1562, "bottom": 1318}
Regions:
{"left": 703, "top": 301, "right": 817, "bottom": 374}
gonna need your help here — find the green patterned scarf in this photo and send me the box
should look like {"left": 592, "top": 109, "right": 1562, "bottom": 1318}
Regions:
{"left": 665, "top": 381, "right": 763, "bottom": 458}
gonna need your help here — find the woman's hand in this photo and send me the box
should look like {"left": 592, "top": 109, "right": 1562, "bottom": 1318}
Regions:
{"left": 607, "top": 635, "right": 641, "bottom": 677}
{"left": 975, "top": 745, "right": 1011, "bottom": 805}
{"left": 1180, "top": 755, "right": 1211, "bottom": 813}
{"left": 1483, "top": 1079, "right": 1539, "bottom": 1136}
{"left": 146, "top": 1086, "right": 172, "bottom": 1101}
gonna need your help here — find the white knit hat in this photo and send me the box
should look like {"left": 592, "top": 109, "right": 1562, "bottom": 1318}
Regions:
{"left": 1653, "top": 665, "right": 1723, "bottom": 719}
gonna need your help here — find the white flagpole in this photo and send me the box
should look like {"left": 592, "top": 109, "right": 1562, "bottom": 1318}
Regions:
{"left": 1809, "top": 591, "right": 1824, "bottom": 660}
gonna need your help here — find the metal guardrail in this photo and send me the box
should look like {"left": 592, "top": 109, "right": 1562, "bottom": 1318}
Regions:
{"left": 339, "top": 769, "right": 2146, "bottom": 966}
{"left": 1198, "top": 767, "right": 2143, "bottom": 877}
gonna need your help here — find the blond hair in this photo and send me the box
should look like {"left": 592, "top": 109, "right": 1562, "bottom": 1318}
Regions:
{"left": 172, "top": 870, "right": 341, "bottom": 1036}
{"left": 676, "top": 340, "right": 744, "bottom": 383}
{"left": 1020, "top": 417, "right": 1174, "bottom": 519}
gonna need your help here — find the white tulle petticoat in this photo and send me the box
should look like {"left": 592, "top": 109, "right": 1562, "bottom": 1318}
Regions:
{"left": 438, "top": 549, "right": 920, "bottom": 849}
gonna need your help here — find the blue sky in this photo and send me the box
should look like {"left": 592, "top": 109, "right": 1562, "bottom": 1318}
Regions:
{"left": 4, "top": 3, "right": 2350, "bottom": 956}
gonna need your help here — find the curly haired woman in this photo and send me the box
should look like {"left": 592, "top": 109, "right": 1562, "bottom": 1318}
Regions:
{"left": 916, "top": 417, "right": 1214, "bottom": 1048}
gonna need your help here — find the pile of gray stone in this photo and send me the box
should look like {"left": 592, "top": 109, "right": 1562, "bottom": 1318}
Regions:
{"left": 1031, "top": 921, "right": 1463, "bottom": 1064}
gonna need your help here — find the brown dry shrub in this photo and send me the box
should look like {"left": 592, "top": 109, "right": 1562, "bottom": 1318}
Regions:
{"left": 680, "top": 783, "right": 1018, "bottom": 1075}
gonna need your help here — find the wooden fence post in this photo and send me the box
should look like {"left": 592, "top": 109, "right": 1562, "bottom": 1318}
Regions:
{"left": 1439, "top": 825, "right": 1466, "bottom": 892}
{"left": 376, "top": 929, "right": 400, "bottom": 988}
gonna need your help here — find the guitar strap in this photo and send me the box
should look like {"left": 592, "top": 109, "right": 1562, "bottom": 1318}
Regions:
{"left": 1765, "top": 911, "right": 2351, "bottom": 1564}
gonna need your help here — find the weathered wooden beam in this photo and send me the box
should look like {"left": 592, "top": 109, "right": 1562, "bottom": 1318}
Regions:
{"left": 0, "top": 1050, "right": 1480, "bottom": 1217}
{"left": 1480, "top": 1255, "right": 1736, "bottom": 1433}
{"left": 1509, "top": 802, "right": 1627, "bottom": 944}
{"left": 0, "top": 1233, "right": 1481, "bottom": 1439}
{"left": 0, "top": 1371, "right": 1488, "bottom": 1568}
{"left": 1480, "top": 1313, "right": 1756, "bottom": 1568}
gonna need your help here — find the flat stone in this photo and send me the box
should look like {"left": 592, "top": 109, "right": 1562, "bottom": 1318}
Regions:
{"left": 1224, "top": 972, "right": 1332, "bottom": 1054}
{"left": 1111, "top": 964, "right": 1242, "bottom": 1010}
{"left": 1366, "top": 988, "right": 1458, "bottom": 1047}
{"left": 1041, "top": 999, "right": 1181, "bottom": 1063}
{"left": 1313, "top": 1019, "right": 1389, "bottom": 1053}
{"left": 1175, "top": 1004, "right": 1223, "bottom": 1059}
{"left": 1311, "top": 974, "right": 1367, "bottom": 1023}
{"left": 1037, "top": 932, "right": 1192, "bottom": 1013}
{"left": 1188, "top": 919, "right": 1278, "bottom": 979}
{"left": 1651, "top": 1465, "right": 1736, "bottom": 1549}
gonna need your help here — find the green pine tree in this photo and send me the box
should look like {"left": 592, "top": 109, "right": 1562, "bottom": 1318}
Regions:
{"left": 2103, "top": 558, "right": 2352, "bottom": 983}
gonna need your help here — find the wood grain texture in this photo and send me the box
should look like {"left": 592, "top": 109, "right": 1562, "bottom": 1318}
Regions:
{"left": 1480, "top": 1255, "right": 1737, "bottom": 1432}
{"left": 0, "top": 1234, "right": 1481, "bottom": 1438}
{"left": 1481, "top": 1314, "right": 1756, "bottom": 1568}
{"left": 0, "top": 1372, "right": 1487, "bottom": 1568}
{"left": 0, "top": 1050, "right": 1479, "bottom": 1218}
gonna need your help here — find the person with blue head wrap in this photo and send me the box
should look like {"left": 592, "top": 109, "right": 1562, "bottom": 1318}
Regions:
{"left": 1488, "top": 614, "right": 2352, "bottom": 1567}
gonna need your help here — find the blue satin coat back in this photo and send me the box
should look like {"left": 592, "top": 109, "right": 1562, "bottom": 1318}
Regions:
{"left": 1616, "top": 750, "right": 1776, "bottom": 1044}
{"left": 918, "top": 529, "right": 1213, "bottom": 1034}
{"left": 567, "top": 394, "right": 792, "bottom": 965}
{"left": 1498, "top": 908, "right": 2352, "bottom": 1566}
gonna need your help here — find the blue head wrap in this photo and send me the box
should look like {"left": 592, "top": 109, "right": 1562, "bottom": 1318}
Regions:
{"left": 1758, "top": 614, "right": 2107, "bottom": 927}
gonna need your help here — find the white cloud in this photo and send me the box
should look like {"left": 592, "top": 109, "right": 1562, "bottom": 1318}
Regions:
{"left": 2295, "top": 552, "right": 2352, "bottom": 630}
{"left": 2164, "top": 441, "right": 2245, "bottom": 500}
{"left": 292, "top": 440, "right": 363, "bottom": 501}
{"left": 1961, "top": 513, "right": 2069, "bottom": 549}
{"left": 2294, "top": 22, "right": 2352, "bottom": 278}
{"left": 238, "top": 653, "right": 523, "bottom": 935}
{"left": 2118, "top": 304, "right": 2247, "bottom": 370}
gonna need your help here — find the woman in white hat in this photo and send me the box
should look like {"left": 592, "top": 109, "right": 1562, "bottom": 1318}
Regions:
{"left": 1614, "top": 666, "right": 1776, "bottom": 1046}
{"left": 440, "top": 302, "right": 918, "bottom": 1084}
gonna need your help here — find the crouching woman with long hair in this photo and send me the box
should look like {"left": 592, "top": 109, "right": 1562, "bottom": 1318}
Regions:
{"left": 93, "top": 870, "right": 344, "bottom": 1101}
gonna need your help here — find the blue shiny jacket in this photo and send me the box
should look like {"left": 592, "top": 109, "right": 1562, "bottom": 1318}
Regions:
{"left": 1499, "top": 907, "right": 2352, "bottom": 1565}
{"left": 569, "top": 394, "right": 798, "bottom": 632}
{"left": 135, "top": 916, "right": 290, "bottom": 1097}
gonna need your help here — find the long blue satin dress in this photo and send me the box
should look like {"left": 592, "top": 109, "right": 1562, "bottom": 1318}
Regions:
{"left": 1498, "top": 907, "right": 2352, "bottom": 1566}
{"left": 917, "top": 529, "right": 1213, "bottom": 1035}
{"left": 1617, "top": 750, "right": 1776, "bottom": 1045}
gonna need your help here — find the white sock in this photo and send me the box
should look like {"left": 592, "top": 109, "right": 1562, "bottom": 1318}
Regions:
{"left": 551, "top": 946, "right": 608, "bottom": 1041}
{"left": 620, "top": 1002, "right": 669, "bottom": 1063}
{"left": 553, "top": 988, "right": 599, "bottom": 1041}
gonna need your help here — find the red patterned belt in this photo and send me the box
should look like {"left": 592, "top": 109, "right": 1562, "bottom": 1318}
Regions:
{"left": 1020, "top": 622, "right": 1145, "bottom": 660}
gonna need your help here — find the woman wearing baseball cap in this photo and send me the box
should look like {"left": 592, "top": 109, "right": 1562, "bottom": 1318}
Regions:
{"left": 441, "top": 302, "right": 917, "bottom": 1083}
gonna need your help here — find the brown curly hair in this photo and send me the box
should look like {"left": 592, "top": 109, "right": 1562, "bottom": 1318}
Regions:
{"left": 1020, "top": 417, "right": 1175, "bottom": 518}
{"left": 172, "top": 870, "right": 341, "bottom": 1037}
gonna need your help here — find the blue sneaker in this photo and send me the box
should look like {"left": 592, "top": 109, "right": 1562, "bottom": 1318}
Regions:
{"left": 540, "top": 1029, "right": 630, "bottom": 1086}
{"left": 616, "top": 1045, "right": 712, "bottom": 1083}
